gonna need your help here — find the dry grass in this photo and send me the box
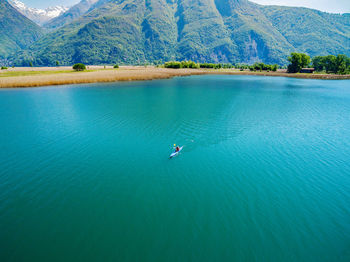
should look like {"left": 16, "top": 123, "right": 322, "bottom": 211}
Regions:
{"left": 0, "top": 67, "right": 349, "bottom": 88}
{"left": 0, "top": 68, "right": 206, "bottom": 88}
{"left": 0, "top": 70, "right": 91, "bottom": 77}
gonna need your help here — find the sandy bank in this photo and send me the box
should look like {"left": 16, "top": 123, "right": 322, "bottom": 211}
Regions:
{"left": 0, "top": 67, "right": 349, "bottom": 88}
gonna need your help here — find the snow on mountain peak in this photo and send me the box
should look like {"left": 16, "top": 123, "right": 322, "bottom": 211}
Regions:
{"left": 9, "top": 0, "right": 69, "bottom": 25}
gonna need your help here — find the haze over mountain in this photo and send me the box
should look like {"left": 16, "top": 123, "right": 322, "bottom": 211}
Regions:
{"left": 6, "top": 0, "right": 350, "bottom": 66}
{"left": 0, "top": 0, "right": 43, "bottom": 59}
{"left": 250, "top": 0, "right": 350, "bottom": 14}
{"left": 43, "top": 0, "right": 99, "bottom": 30}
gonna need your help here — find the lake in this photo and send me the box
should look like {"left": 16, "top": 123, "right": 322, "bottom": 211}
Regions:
{"left": 1, "top": 75, "right": 350, "bottom": 261}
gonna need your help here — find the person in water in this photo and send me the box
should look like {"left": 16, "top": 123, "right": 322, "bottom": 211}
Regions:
{"left": 175, "top": 146, "right": 180, "bottom": 152}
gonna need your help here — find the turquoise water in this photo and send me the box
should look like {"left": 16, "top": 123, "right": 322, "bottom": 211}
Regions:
{"left": 1, "top": 75, "right": 350, "bottom": 261}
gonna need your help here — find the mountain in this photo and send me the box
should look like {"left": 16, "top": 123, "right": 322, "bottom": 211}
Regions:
{"left": 9, "top": 0, "right": 68, "bottom": 26}
{"left": 44, "top": 0, "right": 99, "bottom": 30}
{"left": 0, "top": 0, "right": 43, "bottom": 59}
{"left": 261, "top": 6, "right": 350, "bottom": 59}
{"left": 12, "top": 0, "right": 350, "bottom": 65}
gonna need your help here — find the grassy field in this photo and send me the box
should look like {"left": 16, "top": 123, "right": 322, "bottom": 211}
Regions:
{"left": 0, "top": 67, "right": 349, "bottom": 88}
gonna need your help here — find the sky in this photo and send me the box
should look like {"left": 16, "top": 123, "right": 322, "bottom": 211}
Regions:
{"left": 250, "top": 0, "right": 350, "bottom": 13}
{"left": 21, "top": 0, "right": 350, "bottom": 13}
{"left": 20, "top": 0, "right": 80, "bottom": 9}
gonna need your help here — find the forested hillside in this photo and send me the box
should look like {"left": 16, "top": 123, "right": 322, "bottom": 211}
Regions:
{"left": 43, "top": 0, "right": 99, "bottom": 30}
{"left": 0, "top": 0, "right": 43, "bottom": 59}
{"left": 6, "top": 0, "right": 350, "bottom": 66}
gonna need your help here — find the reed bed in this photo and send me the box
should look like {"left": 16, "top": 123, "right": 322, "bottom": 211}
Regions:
{"left": 0, "top": 67, "right": 349, "bottom": 88}
{"left": 0, "top": 68, "right": 206, "bottom": 88}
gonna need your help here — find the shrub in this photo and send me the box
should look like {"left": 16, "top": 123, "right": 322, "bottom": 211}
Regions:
{"left": 222, "top": 63, "right": 233, "bottom": 69}
{"left": 114, "top": 64, "right": 119, "bottom": 69}
{"left": 236, "top": 64, "right": 249, "bottom": 70}
{"left": 164, "top": 61, "right": 200, "bottom": 69}
{"left": 1, "top": 66, "right": 8, "bottom": 70}
{"left": 73, "top": 63, "right": 86, "bottom": 71}
{"left": 199, "top": 63, "right": 212, "bottom": 68}
{"left": 199, "top": 63, "right": 222, "bottom": 69}
{"left": 164, "top": 61, "right": 182, "bottom": 69}
{"left": 187, "top": 61, "right": 199, "bottom": 69}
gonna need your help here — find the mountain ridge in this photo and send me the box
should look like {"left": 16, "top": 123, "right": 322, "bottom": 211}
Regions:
{"left": 43, "top": 0, "right": 99, "bottom": 30}
{"left": 9, "top": 0, "right": 68, "bottom": 25}
{"left": 8, "top": 0, "right": 350, "bottom": 65}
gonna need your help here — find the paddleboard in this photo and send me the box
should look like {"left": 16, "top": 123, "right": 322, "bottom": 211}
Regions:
{"left": 170, "top": 146, "right": 183, "bottom": 158}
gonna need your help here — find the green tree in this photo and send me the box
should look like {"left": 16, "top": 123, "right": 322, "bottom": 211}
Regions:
{"left": 187, "top": 61, "right": 199, "bottom": 69}
{"left": 114, "top": 64, "right": 119, "bottom": 68}
{"left": 271, "top": 64, "right": 278, "bottom": 71}
{"left": 164, "top": 61, "right": 181, "bottom": 69}
{"left": 29, "top": 61, "right": 33, "bottom": 67}
{"left": 313, "top": 54, "right": 350, "bottom": 74}
{"left": 253, "top": 63, "right": 263, "bottom": 71}
{"left": 222, "top": 63, "right": 233, "bottom": 69}
{"left": 323, "top": 55, "right": 337, "bottom": 73}
{"left": 312, "top": 56, "right": 325, "bottom": 72}
{"left": 199, "top": 63, "right": 222, "bottom": 69}
{"left": 287, "top": 53, "right": 310, "bottom": 73}
{"left": 336, "top": 54, "right": 348, "bottom": 75}
{"left": 73, "top": 63, "right": 86, "bottom": 71}
{"left": 56, "top": 61, "right": 60, "bottom": 66}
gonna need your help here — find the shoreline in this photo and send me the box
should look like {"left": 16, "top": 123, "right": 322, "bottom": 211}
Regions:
{"left": 212, "top": 70, "right": 350, "bottom": 80}
{"left": 1, "top": 66, "right": 349, "bottom": 88}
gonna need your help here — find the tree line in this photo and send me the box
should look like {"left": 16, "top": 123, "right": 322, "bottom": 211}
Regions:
{"left": 164, "top": 61, "right": 277, "bottom": 71}
{"left": 312, "top": 55, "right": 350, "bottom": 74}
{"left": 288, "top": 53, "right": 350, "bottom": 74}
{"left": 163, "top": 54, "right": 350, "bottom": 75}
{"left": 6, "top": 53, "right": 350, "bottom": 75}
{"left": 163, "top": 61, "right": 236, "bottom": 69}
{"left": 164, "top": 61, "right": 200, "bottom": 69}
